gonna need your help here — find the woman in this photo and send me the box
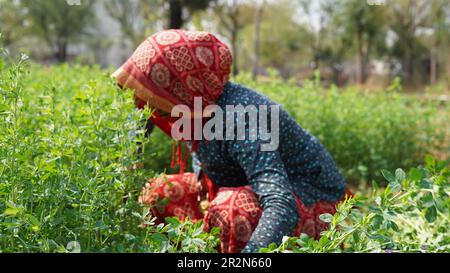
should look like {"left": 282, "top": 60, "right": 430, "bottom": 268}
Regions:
{"left": 113, "top": 29, "right": 351, "bottom": 253}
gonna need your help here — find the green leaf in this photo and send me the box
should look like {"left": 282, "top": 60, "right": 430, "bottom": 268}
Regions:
{"left": 317, "top": 236, "right": 330, "bottom": 248}
{"left": 381, "top": 169, "right": 396, "bottom": 183}
{"left": 425, "top": 206, "right": 437, "bottom": 223}
{"left": 366, "top": 233, "right": 385, "bottom": 241}
{"left": 434, "top": 199, "right": 446, "bottom": 213}
{"left": 352, "top": 232, "right": 360, "bottom": 244}
{"left": 267, "top": 243, "right": 278, "bottom": 251}
{"left": 192, "top": 227, "right": 203, "bottom": 237}
{"left": 375, "top": 196, "right": 382, "bottom": 206}
{"left": 0, "top": 103, "right": 10, "bottom": 113}
{"left": 191, "top": 238, "right": 205, "bottom": 247}
{"left": 150, "top": 233, "right": 167, "bottom": 243}
{"left": 409, "top": 168, "right": 424, "bottom": 182}
{"left": 319, "top": 213, "right": 333, "bottom": 223}
{"left": 421, "top": 192, "right": 434, "bottom": 208}
{"left": 165, "top": 217, "right": 180, "bottom": 226}
{"left": 419, "top": 179, "right": 433, "bottom": 189}
{"left": 25, "top": 214, "right": 40, "bottom": 226}
{"left": 371, "top": 214, "right": 384, "bottom": 229}
{"left": 389, "top": 221, "right": 400, "bottom": 232}
{"left": 425, "top": 155, "right": 436, "bottom": 171}
{"left": 395, "top": 168, "right": 406, "bottom": 182}
{"left": 209, "top": 227, "right": 220, "bottom": 236}
{"left": 3, "top": 208, "right": 19, "bottom": 216}
{"left": 371, "top": 180, "right": 379, "bottom": 191}
{"left": 131, "top": 212, "right": 142, "bottom": 219}
{"left": 73, "top": 90, "right": 87, "bottom": 102}
{"left": 124, "top": 234, "right": 136, "bottom": 241}
{"left": 436, "top": 160, "right": 449, "bottom": 172}
{"left": 66, "top": 241, "right": 81, "bottom": 253}
{"left": 389, "top": 181, "right": 401, "bottom": 193}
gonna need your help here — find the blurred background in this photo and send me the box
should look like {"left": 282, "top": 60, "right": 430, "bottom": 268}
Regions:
{"left": 1, "top": 0, "right": 449, "bottom": 92}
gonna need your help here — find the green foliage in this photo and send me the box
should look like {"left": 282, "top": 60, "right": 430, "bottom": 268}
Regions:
{"left": 104, "top": 0, "right": 164, "bottom": 47}
{"left": 259, "top": 158, "right": 450, "bottom": 253}
{"left": 0, "top": 58, "right": 218, "bottom": 252}
{"left": 0, "top": 0, "right": 25, "bottom": 48}
{"left": 20, "top": 0, "right": 95, "bottom": 62}
{"left": 236, "top": 73, "right": 447, "bottom": 182}
{"left": 385, "top": 0, "right": 450, "bottom": 84}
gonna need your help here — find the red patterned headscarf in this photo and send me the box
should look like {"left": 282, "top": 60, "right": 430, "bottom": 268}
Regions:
{"left": 112, "top": 29, "right": 233, "bottom": 137}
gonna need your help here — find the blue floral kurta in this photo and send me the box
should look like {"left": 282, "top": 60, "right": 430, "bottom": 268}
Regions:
{"left": 189, "top": 82, "right": 346, "bottom": 252}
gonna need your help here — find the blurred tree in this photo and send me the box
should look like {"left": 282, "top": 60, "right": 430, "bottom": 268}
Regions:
{"left": 0, "top": 0, "right": 24, "bottom": 49}
{"left": 250, "top": 0, "right": 342, "bottom": 81}
{"left": 212, "top": 0, "right": 254, "bottom": 76}
{"left": 251, "top": 1, "right": 309, "bottom": 78}
{"left": 21, "top": 0, "right": 95, "bottom": 62}
{"left": 168, "top": 0, "right": 184, "bottom": 28}
{"left": 387, "top": 0, "right": 430, "bottom": 85}
{"left": 316, "top": 1, "right": 351, "bottom": 86}
{"left": 105, "top": 0, "right": 163, "bottom": 47}
{"left": 297, "top": 0, "right": 337, "bottom": 71}
{"left": 336, "top": 0, "right": 387, "bottom": 84}
{"left": 168, "top": 0, "right": 214, "bottom": 29}
{"left": 425, "top": 0, "right": 450, "bottom": 84}
{"left": 252, "top": 0, "right": 266, "bottom": 80}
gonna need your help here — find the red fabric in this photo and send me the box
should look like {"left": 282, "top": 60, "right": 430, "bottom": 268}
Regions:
{"left": 117, "top": 30, "right": 234, "bottom": 169}
{"left": 132, "top": 30, "right": 232, "bottom": 108}
{"left": 202, "top": 186, "right": 262, "bottom": 253}
{"left": 139, "top": 172, "right": 353, "bottom": 253}
{"left": 116, "top": 30, "right": 233, "bottom": 140}
{"left": 138, "top": 173, "right": 204, "bottom": 223}
{"left": 203, "top": 186, "right": 353, "bottom": 253}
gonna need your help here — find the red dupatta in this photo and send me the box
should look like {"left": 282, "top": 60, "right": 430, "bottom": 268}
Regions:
{"left": 113, "top": 29, "right": 233, "bottom": 173}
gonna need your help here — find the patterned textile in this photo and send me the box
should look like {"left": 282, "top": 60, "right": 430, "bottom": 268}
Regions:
{"left": 138, "top": 172, "right": 205, "bottom": 223}
{"left": 112, "top": 29, "right": 232, "bottom": 137}
{"left": 189, "top": 82, "right": 347, "bottom": 252}
{"left": 203, "top": 186, "right": 352, "bottom": 253}
{"left": 139, "top": 172, "right": 353, "bottom": 253}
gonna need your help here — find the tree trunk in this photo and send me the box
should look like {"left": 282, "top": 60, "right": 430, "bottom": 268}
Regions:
{"left": 312, "top": 50, "right": 320, "bottom": 70}
{"left": 55, "top": 40, "right": 68, "bottom": 63}
{"left": 252, "top": 2, "right": 264, "bottom": 80}
{"left": 361, "top": 40, "right": 371, "bottom": 84}
{"left": 430, "top": 38, "right": 437, "bottom": 85}
{"left": 356, "top": 31, "right": 364, "bottom": 84}
{"left": 403, "top": 47, "right": 413, "bottom": 83}
{"left": 231, "top": 28, "right": 239, "bottom": 76}
{"left": 168, "top": 0, "right": 184, "bottom": 29}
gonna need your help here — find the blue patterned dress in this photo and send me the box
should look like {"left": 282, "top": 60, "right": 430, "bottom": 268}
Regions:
{"left": 188, "top": 82, "right": 346, "bottom": 252}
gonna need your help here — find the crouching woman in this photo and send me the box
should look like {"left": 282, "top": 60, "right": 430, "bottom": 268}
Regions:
{"left": 113, "top": 29, "right": 352, "bottom": 253}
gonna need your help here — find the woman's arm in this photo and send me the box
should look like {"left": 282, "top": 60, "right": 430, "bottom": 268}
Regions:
{"left": 226, "top": 139, "right": 299, "bottom": 253}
